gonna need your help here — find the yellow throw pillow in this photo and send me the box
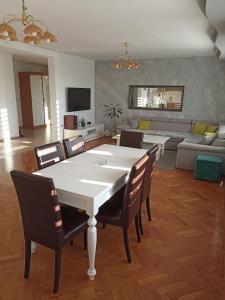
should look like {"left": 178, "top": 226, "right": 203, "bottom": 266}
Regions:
{"left": 206, "top": 124, "right": 218, "bottom": 133}
{"left": 205, "top": 132, "right": 216, "bottom": 137}
{"left": 192, "top": 122, "right": 208, "bottom": 135}
{"left": 138, "top": 119, "right": 151, "bottom": 130}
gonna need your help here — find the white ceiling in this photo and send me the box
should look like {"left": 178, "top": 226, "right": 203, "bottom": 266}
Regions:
{"left": 0, "top": 0, "right": 217, "bottom": 60}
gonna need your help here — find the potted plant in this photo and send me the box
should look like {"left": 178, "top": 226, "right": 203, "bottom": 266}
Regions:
{"left": 104, "top": 103, "right": 122, "bottom": 136}
{"left": 80, "top": 116, "right": 86, "bottom": 128}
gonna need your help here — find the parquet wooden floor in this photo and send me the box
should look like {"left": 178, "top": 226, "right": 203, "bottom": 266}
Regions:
{"left": 0, "top": 134, "right": 224, "bottom": 300}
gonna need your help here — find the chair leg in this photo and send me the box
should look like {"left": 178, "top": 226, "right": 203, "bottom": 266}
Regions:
{"left": 139, "top": 210, "right": 144, "bottom": 235}
{"left": 53, "top": 247, "right": 62, "bottom": 293}
{"left": 135, "top": 215, "right": 141, "bottom": 243}
{"left": 84, "top": 229, "right": 87, "bottom": 250}
{"left": 146, "top": 196, "right": 152, "bottom": 221}
{"left": 24, "top": 239, "right": 31, "bottom": 279}
{"left": 122, "top": 228, "right": 132, "bottom": 263}
{"left": 70, "top": 240, "right": 74, "bottom": 246}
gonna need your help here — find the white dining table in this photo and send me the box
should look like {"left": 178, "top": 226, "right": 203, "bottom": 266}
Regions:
{"left": 34, "top": 144, "right": 147, "bottom": 280}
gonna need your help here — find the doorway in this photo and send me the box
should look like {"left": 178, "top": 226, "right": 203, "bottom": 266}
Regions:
{"left": 13, "top": 56, "right": 52, "bottom": 138}
{"left": 18, "top": 72, "right": 51, "bottom": 128}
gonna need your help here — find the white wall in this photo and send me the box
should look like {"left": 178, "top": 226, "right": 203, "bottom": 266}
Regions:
{"left": 13, "top": 61, "right": 48, "bottom": 127}
{"left": 53, "top": 52, "right": 95, "bottom": 138}
{"left": 0, "top": 53, "right": 19, "bottom": 140}
{"left": 0, "top": 41, "right": 95, "bottom": 141}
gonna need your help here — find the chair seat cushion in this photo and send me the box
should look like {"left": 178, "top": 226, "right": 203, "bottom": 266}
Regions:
{"left": 61, "top": 206, "right": 88, "bottom": 241}
{"left": 96, "top": 187, "right": 125, "bottom": 226}
{"left": 97, "top": 201, "right": 122, "bottom": 226}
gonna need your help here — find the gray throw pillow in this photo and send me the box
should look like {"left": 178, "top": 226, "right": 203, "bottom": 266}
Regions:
{"left": 200, "top": 135, "right": 216, "bottom": 145}
{"left": 217, "top": 124, "right": 225, "bottom": 138}
{"left": 130, "top": 119, "right": 138, "bottom": 129}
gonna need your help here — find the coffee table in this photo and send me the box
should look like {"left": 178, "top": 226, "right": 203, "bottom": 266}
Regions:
{"left": 112, "top": 134, "right": 170, "bottom": 159}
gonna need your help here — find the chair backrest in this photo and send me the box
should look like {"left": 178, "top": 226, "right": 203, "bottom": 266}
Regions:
{"left": 63, "top": 135, "right": 85, "bottom": 159}
{"left": 122, "top": 154, "right": 149, "bottom": 226}
{"left": 10, "top": 170, "right": 63, "bottom": 249}
{"left": 120, "top": 130, "right": 144, "bottom": 148}
{"left": 141, "top": 145, "right": 159, "bottom": 204}
{"left": 34, "top": 142, "right": 64, "bottom": 170}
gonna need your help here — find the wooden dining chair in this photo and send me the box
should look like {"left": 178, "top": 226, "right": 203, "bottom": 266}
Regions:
{"left": 139, "top": 145, "right": 159, "bottom": 235}
{"left": 96, "top": 154, "right": 149, "bottom": 263}
{"left": 120, "top": 130, "right": 144, "bottom": 148}
{"left": 63, "top": 135, "right": 85, "bottom": 159}
{"left": 10, "top": 170, "right": 88, "bottom": 293}
{"left": 34, "top": 141, "right": 64, "bottom": 170}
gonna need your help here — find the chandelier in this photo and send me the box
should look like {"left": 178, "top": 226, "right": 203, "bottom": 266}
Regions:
{"left": 0, "top": 0, "right": 57, "bottom": 45}
{"left": 112, "top": 42, "right": 141, "bottom": 70}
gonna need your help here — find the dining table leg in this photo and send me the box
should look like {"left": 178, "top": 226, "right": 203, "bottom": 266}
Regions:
{"left": 87, "top": 214, "right": 97, "bottom": 280}
{"left": 31, "top": 241, "right": 37, "bottom": 253}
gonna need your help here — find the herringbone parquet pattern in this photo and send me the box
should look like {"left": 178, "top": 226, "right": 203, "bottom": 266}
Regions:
{"left": 0, "top": 135, "right": 224, "bottom": 299}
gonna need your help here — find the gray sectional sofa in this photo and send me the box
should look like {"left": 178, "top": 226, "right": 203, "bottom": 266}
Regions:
{"left": 176, "top": 140, "right": 225, "bottom": 175}
{"left": 120, "top": 117, "right": 225, "bottom": 174}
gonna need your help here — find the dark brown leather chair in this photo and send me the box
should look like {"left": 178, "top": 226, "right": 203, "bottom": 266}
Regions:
{"left": 139, "top": 145, "right": 159, "bottom": 234}
{"left": 120, "top": 130, "right": 144, "bottom": 149}
{"left": 96, "top": 154, "right": 149, "bottom": 263}
{"left": 10, "top": 170, "right": 88, "bottom": 293}
{"left": 63, "top": 135, "right": 85, "bottom": 159}
{"left": 34, "top": 142, "right": 64, "bottom": 170}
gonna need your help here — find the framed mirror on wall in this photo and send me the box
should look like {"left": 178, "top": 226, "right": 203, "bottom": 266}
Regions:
{"left": 128, "top": 85, "right": 184, "bottom": 112}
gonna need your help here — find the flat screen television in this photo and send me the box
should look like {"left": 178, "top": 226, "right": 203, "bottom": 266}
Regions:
{"left": 67, "top": 88, "right": 91, "bottom": 112}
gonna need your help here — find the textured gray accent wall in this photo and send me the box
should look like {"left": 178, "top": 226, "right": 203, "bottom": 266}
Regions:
{"left": 95, "top": 57, "right": 225, "bottom": 131}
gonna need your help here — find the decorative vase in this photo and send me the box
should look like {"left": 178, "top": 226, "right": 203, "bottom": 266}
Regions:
{"left": 104, "top": 129, "right": 111, "bottom": 137}
{"left": 81, "top": 121, "right": 86, "bottom": 128}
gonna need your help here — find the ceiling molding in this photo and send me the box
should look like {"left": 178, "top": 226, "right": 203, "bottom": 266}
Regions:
{"left": 202, "top": 0, "right": 225, "bottom": 60}
{"left": 0, "top": 0, "right": 217, "bottom": 59}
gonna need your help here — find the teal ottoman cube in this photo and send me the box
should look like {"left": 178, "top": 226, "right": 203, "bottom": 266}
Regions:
{"left": 195, "top": 154, "right": 223, "bottom": 182}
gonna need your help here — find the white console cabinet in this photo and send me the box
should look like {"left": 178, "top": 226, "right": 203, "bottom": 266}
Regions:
{"left": 64, "top": 124, "right": 104, "bottom": 142}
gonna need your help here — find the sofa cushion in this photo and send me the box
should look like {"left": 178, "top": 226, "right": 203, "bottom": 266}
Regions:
{"left": 184, "top": 134, "right": 203, "bottom": 144}
{"left": 192, "top": 122, "right": 208, "bottom": 135}
{"left": 170, "top": 118, "right": 192, "bottom": 124}
{"left": 164, "top": 122, "right": 192, "bottom": 132}
{"left": 217, "top": 124, "right": 225, "bottom": 139}
{"left": 151, "top": 119, "right": 170, "bottom": 131}
{"left": 151, "top": 117, "right": 171, "bottom": 122}
{"left": 212, "top": 138, "right": 225, "bottom": 147}
{"left": 138, "top": 119, "right": 151, "bottom": 130}
{"left": 151, "top": 119, "right": 192, "bottom": 132}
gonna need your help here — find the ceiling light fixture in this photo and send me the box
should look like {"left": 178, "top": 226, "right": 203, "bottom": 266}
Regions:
{"left": 0, "top": 0, "right": 57, "bottom": 45}
{"left": 112, "top": 42, "right": 141, "bottom": 70}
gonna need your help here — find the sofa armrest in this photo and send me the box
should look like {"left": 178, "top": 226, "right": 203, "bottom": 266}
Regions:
{"left": 178, "top": 142, "right": 225, "bottom": 153}
{"left": 176, "top": 142, "right": 225, "bottom": 174}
